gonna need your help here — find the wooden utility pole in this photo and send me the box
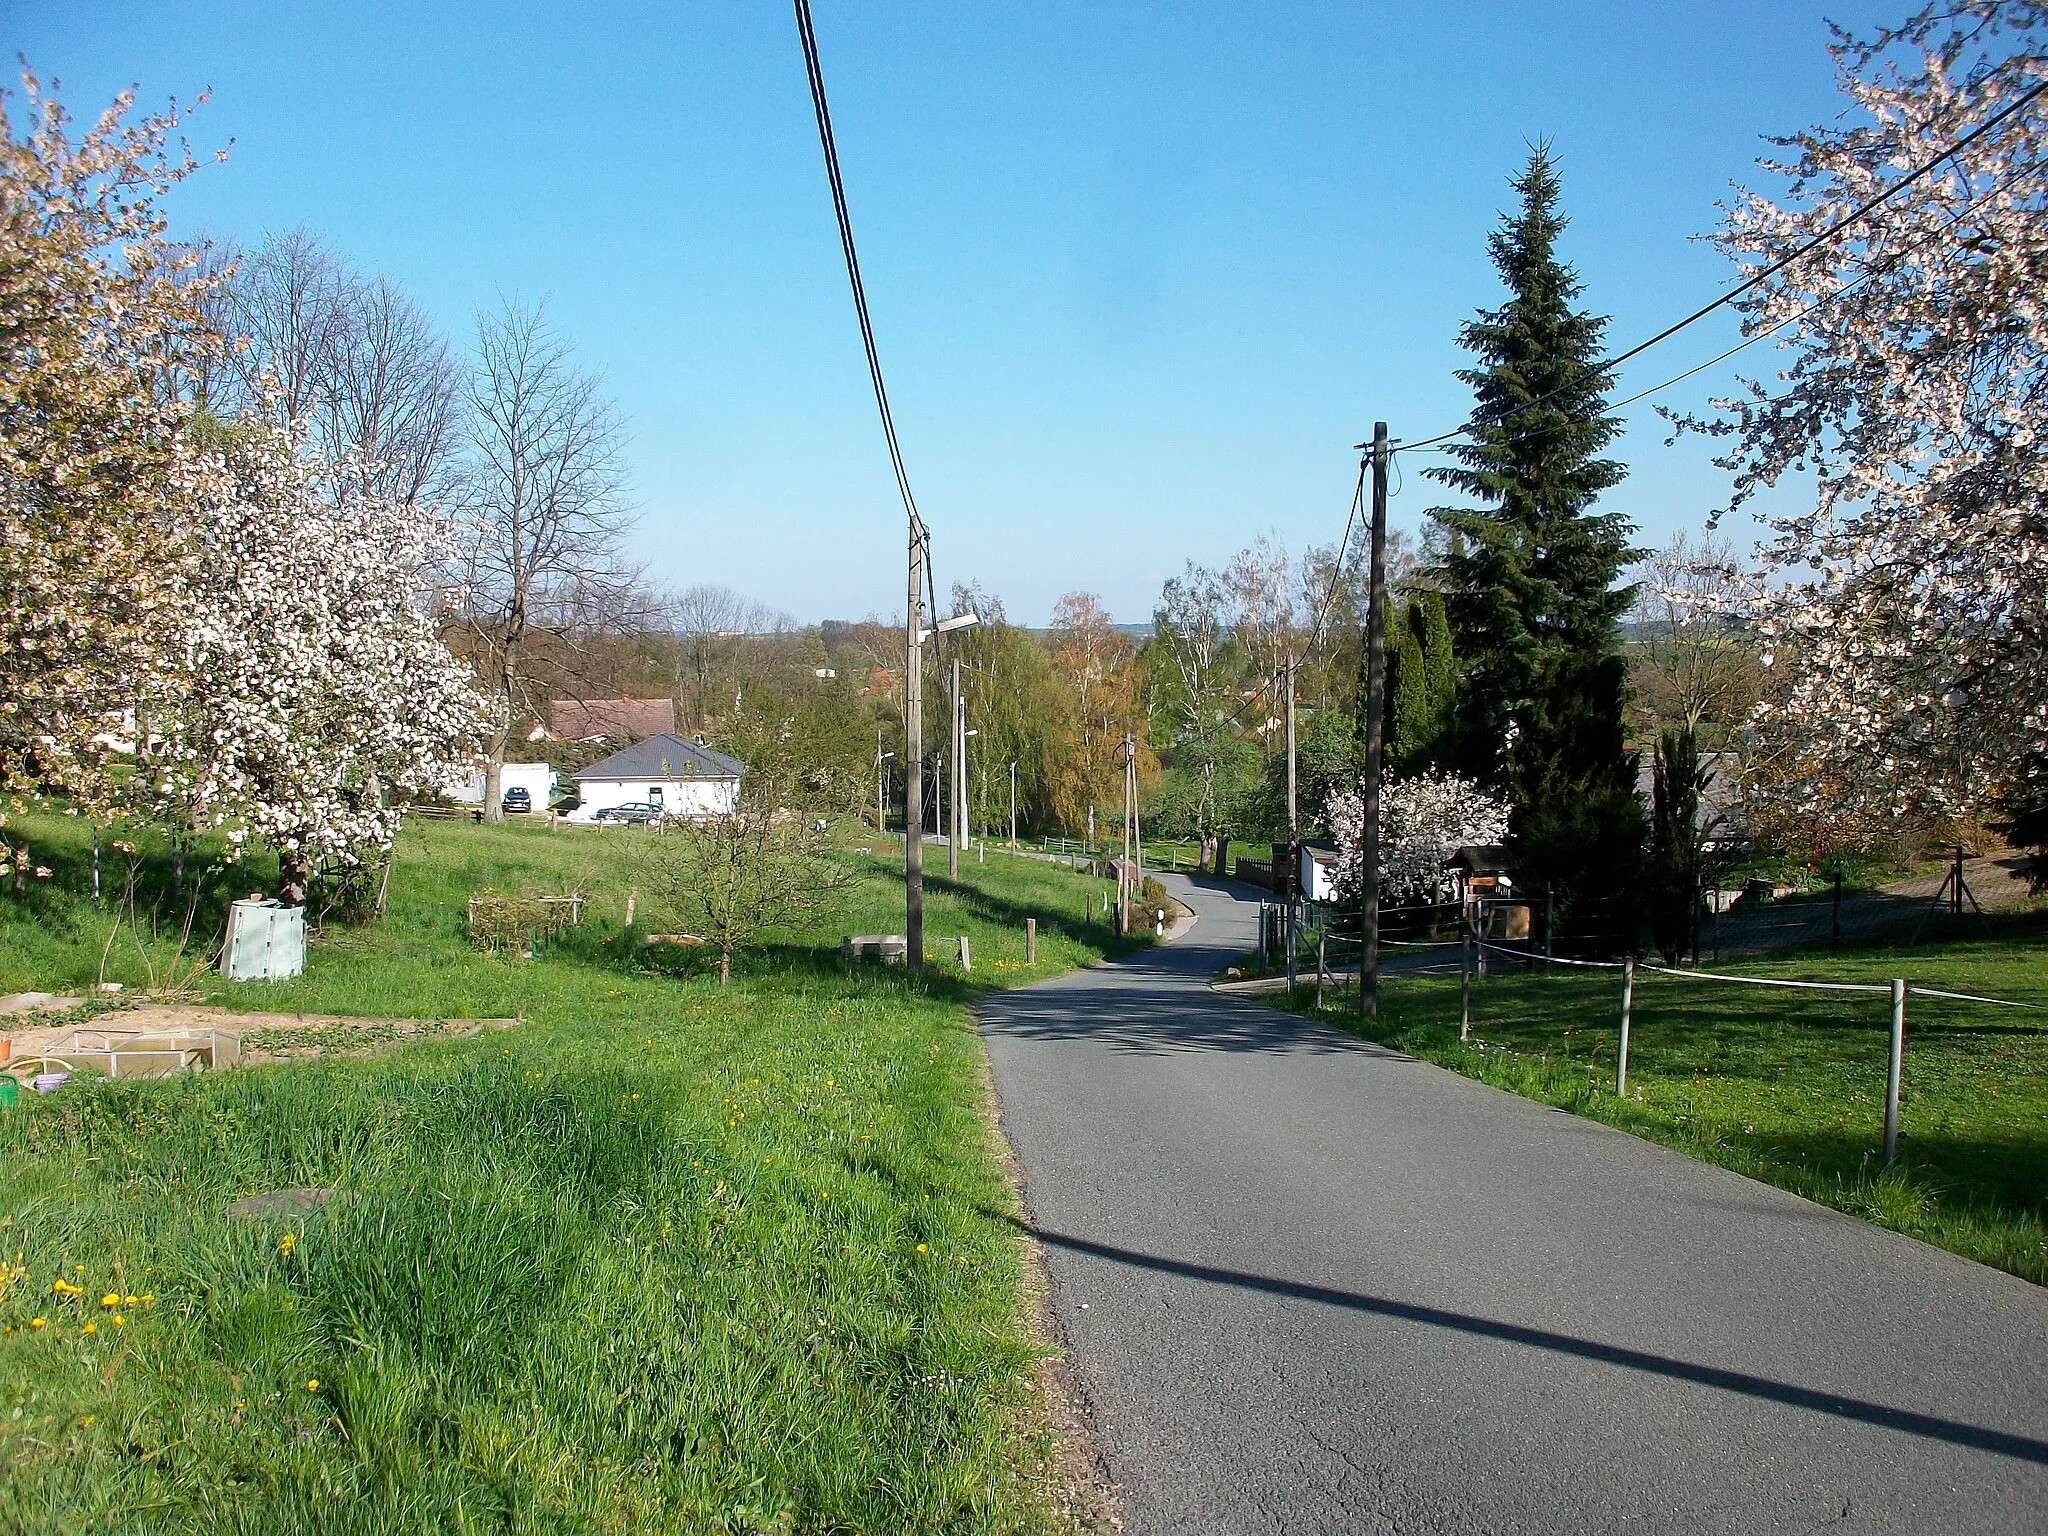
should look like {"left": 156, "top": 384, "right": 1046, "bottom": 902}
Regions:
{"left": 906, "top": 525, "right": 926, "bottom": 970}
{"left": 1285, "top": 652, "right": 1297, "bottom": 834}
{"left": 1121, "top": 733, "right": 1134, "bottom": 931}
{"left": 1357, "top": 423, "right": 1390, "bottom": 1019}
{"left": 1009, "top": 760, "right": 1017, "bottom": 845}
{"left": 1284, "top": 649, "right": 1298, "bottom": 988}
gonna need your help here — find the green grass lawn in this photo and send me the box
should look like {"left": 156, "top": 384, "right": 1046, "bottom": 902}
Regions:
{"left": 1284, "top": 924, "right": 2048, "bottom": 1286}
{"left": 0, "top": 811, "right": 1133, "bottom": 1534}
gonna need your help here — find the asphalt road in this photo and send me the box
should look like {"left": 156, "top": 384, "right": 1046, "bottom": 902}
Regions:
{"left": 977, "top": 872, "right": 2048, "bottom": 1535}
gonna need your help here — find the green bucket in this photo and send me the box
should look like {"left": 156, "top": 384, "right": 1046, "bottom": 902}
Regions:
{"left": 0, "top": 1077, "right": 18, "bottom": 1109}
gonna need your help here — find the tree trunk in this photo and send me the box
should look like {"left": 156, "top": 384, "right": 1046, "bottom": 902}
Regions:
{"left": 484, "top": 734, "right": 508, "bottom": 824}
{"left": 485, "top": 650, "right": 517, "bottom": 824}
{"left": 718, "top": 950, "right": 730, "bottom": 985}
{"left": 278, "top": 847, "right": 310, "bottom": 907}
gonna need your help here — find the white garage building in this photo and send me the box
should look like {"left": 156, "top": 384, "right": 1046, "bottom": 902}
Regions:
{"left": 566, "top": 733, "right": 743, "bottom": 822}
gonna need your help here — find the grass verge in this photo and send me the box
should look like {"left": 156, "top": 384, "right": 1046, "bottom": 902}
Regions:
{"left": 1281, "top": 924, "right": 2048, "bottom": 1287}
{"left": 0, "top": 812, "right": 1129, "bottom": 1533}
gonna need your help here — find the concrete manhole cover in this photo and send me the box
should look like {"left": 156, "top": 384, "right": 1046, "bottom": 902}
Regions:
{"left": 226, "top": 1188, "right": 337, "bottom": 1220}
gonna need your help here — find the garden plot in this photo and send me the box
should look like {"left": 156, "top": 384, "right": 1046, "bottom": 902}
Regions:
{"left": 2, "top": 1004, "right": 519, "bottom": 1076}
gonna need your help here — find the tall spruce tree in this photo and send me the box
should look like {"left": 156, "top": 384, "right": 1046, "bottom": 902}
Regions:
{"left": 1427, "top": 147, "right": 1643, "bottom": 944}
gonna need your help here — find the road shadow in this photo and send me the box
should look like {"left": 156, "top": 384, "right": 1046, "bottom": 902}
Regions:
{"left": 976, "top": 950, "right": 1382, "bottom": 1058}
{"left": 1012, "top": 1219, "right": 2048, "bottom": 1467}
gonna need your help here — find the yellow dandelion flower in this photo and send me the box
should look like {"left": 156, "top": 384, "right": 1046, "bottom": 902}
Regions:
{"left": 78, "top": 1415, "right": 93, "bottom": 1426}
{"left": 101, "top": 1293, "right": 118, "bottom": 1307}
{"left": 81, "top": 1321, "right": 96, "bottom": 1334}
{"left": 122, "top": 1295, "right": 135, "bottom": 1306}
{"left": 306, "top": 1379, "right": 319, "bottom": 1392}
{"left": 915, "top": 1243, "right": 928, "bottom": 1253}
{"left": 30, "top": 1317, "right": 44, "bottom": 1328}
{"left": 112, "top": 1314, "right": 125, "bottom": 1326}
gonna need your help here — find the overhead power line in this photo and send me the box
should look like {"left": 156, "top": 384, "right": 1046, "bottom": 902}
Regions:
{"left": 1396, "top": 152, "right": 2046, "bottom": 458}
{"left": 1396, "top": 73, "right": 2048, "bottom": 458}
{"left": 793, "top": 0, "right": 926, "bottom": 541}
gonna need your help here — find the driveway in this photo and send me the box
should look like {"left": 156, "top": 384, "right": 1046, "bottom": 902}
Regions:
{"left": 978, "top": 872, "right": 2048, "bottom": 1534}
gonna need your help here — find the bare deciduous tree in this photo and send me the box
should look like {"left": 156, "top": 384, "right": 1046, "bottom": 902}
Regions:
{"left": 1628, "top": 530, "right": 1760, "bottom": 739}
{"left": 667, "top": 582, "right": 790, "bottom": 728}
{"left": 321, "top": 273, "right": 463, "bottom": 507}
{"left": 454, "top": 297, "right": 636, "bottom": 819}
{"left": 641, "top": 797, "right": 853, "bottom": 985}
{"left": 206, "top": 227, "right": 462, "bottom": 507}
{"left": 1223, "top": 533, "right": 1298, "bottom": 752}
{"left": 209, "top": 227, "right": 347, "bottom": 424}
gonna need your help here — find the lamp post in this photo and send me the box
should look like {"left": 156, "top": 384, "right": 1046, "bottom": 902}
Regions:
{"left": 875, "top": 742, "right": 895, "bottom": 840}
{"left": 963, "top": 728, "right": 978, "bottom": 852}
{"left": 924, "top": 613, "right": 979, "bottom": 890}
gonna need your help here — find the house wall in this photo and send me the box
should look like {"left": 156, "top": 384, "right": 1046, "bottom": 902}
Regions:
{"left": 1299, "top": 849, "right": 1342, "bottom": 904}
{"left": 566, "top": 776, "right": 738, "bottom": 820}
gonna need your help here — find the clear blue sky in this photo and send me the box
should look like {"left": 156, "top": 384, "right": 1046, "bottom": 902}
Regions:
{"left": 8, "top": 1, "right": 1889, "bottom": 625}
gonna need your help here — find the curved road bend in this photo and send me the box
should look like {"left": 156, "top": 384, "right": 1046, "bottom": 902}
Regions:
{"left": 978, "top": 872, "right": 2048, "bottom": 1534}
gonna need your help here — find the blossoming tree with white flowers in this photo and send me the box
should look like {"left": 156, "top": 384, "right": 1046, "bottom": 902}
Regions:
{"left": 146, "top": 419, "right": 490, "bottom": 902}
{"left": 1689, "top": 2, "right": 2048, "bottom": 831}
{"left": 0, "top": 71, "right": 217, "bottom": 799}
{"left": 1327, "top": 772, "right": 1512, "bottom": 905}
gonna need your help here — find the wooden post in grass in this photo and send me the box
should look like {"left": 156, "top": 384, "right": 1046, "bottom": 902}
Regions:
{"left": 957, "top": 935, "right": 972, "bottom": 971}
{"left": 1617, "top": 957, "right": 1635, "bottom": 1097}
{"left": 1885, "top": 979, "right": 1905, "bottom": 1164}
{"left": 1025, "top": 918, "right": 1036, "bottom": 964}
{"left": 1460, "top": 923, "right": 1472, "bottom": 1042}
{"left": 1315, "top": 933, "right": 1326, "bottom": 1009}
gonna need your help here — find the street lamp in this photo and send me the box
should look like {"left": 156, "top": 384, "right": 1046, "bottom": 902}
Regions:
{"left": 875, "top": 747, "right": 895, "bottom": 839}
{"left": 962, "top": 728, "right": 978, "bottom": 850}
{"left": 937, "top": 625, "right": 981, "bottom": 879}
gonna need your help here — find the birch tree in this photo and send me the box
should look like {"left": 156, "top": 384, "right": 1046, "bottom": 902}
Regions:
{"left": 1153, "top": 563, "right": 1236, "bottom": 839}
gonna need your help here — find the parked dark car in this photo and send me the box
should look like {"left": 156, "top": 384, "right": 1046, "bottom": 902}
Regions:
{"left": 502, "top": 786, "right": 533, "bottom": 814}
{"left": 595, "top": 801, "right": 661, "bottom": 826}
{"left": 551, "top": 794, "right": 581, "bottom": 814}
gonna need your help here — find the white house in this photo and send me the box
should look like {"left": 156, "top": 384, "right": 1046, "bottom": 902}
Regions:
{"left": 565, "top": 733, "right": 743, "bottom": 822}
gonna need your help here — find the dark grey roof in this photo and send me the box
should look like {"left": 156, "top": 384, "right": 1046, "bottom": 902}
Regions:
{"left": 572, "top": 733, "right": 744, "bottom": 783}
